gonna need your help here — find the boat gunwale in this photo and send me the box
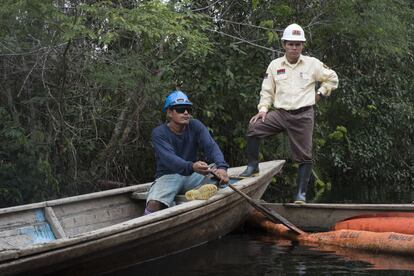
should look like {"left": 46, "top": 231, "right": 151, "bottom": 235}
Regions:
{"left": 278, "top": 203, "right": 414, "bottom": 211}
{"left": 0, "top": 184, "right": 153, "bottom": 216}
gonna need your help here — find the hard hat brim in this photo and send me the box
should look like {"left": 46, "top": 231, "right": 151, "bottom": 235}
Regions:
{"left": 281, "top": 38, "right": 306, "bottom": 42}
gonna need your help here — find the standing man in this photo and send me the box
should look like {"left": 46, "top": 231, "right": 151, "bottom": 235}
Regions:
{"left": 145, "top": 90, "right": 229, "bottom": 214}
{"left": 240, "top": 23, "right": 339, "bottom": 204}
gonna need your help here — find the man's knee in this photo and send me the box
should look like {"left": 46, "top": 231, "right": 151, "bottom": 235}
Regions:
{"left": 146, "top": 200, "right": 167, "bottom": 212}
{"left": 247, "top": 123, "right": 256, "bottom": 134}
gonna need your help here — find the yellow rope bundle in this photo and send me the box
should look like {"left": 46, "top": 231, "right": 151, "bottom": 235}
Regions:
{"left": 185, "top": 184, "right": 218, "bottom": 200}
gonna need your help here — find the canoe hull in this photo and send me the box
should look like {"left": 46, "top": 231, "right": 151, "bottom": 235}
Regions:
{"left": 55, "top": 187, "right": 257, "bottom": 275}
{"left": 0, "top": 160, "right": 285, "bottom": 275}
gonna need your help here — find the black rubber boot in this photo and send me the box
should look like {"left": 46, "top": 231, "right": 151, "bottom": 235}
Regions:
{"left": 239, "top": 136, "right": 260, "bottom": 177}
{"left": 294, "top": 163, "right": 312, "bottom": 204}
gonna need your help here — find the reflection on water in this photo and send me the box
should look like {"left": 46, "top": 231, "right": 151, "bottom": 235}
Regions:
{"left": 102, "top": 233, "right": 413, "bottom": 275}
{"left": 306, "top": 243, "right": 414, "bottom": 271}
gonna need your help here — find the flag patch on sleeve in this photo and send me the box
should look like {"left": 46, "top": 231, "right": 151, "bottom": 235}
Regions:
{"left": 277, "top": 68, "right": 286, "bottom": 75}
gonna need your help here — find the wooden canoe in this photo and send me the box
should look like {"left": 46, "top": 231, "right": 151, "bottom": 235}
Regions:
{"left": 263, "top": 203, "right": 414, "bottom": 231}
{"left": 0, "top": 160, "right": 285, "bottom": 275}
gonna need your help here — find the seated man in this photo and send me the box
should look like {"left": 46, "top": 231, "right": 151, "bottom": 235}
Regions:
{"left": 144, "top": 90, "right": 229, "bottom": 214}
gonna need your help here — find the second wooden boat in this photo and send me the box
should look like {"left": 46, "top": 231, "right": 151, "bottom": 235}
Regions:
{"left": 262, "top": 203, "right": 414, "bottom": 231}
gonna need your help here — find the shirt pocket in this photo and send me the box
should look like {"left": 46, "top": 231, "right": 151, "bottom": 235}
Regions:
{"left": 274, "top": 74, "right": 288, "bottom": 84}
{"left": 299, "top": 73, "right": 312, "bottom": 89}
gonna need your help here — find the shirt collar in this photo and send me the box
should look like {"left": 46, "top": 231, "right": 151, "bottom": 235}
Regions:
{"left": 282, "top": 54, "right": 304, "bottom": 66}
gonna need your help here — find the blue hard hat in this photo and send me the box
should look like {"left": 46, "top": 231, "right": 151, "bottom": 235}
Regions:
{"left": 162, "top": 90, "right": 193, "bottom": 112}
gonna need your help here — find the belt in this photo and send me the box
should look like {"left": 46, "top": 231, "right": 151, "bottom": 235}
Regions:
{"left": 280, "top": 105, "right": 313, "bottom": 115}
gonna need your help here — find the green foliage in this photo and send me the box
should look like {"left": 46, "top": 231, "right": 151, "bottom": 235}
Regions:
{"left": 0, "top": 108, "right": 58, "bottom": 207}
{"left": 0, "top": 0, "right": 212, "bottom": 203}
{"left": 310, "top": 0, "right": 414, "bottom": 203}
{"left": 328, "top": 126, "right": 347, "bottom": 141}
{"left": 0, "top": 0, "right": 413, "bottom": 207}
{"left": 322, "top": 0, "right": 411, "bottom": 57}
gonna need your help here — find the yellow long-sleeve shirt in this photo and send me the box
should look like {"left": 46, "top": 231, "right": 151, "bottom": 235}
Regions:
{"left": 258, "top": 55, "right": 339, "bottom": 112}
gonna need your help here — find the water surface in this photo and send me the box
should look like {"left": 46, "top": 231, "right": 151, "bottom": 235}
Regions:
{"left": 102, "top": 232, "right": 413, "bottom": 275}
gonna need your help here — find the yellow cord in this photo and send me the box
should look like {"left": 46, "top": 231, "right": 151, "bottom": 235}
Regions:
{"left": 185, "top": 184, "right": 218, "bottom": 200}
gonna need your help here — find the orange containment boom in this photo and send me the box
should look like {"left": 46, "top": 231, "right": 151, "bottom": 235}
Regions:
{"left": 247, "top": 211, "right": 414, "bottom": 256}
{"left": 333, "top": 212, "right": 414, "bottom": 235}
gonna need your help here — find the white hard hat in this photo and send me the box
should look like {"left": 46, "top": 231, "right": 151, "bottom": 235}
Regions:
{"left": 281, "top": 23, "right": 306, "bottom": 42}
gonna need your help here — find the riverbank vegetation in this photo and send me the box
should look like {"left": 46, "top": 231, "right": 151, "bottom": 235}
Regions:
{"left": 1, "top": 0, "right": 413, "bottom": 207}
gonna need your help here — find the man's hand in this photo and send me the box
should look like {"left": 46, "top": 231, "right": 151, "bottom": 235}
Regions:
{"left": 192, "top": 161, "right": 210, "bottom": 175}
{"left": 315, "top": 94, "right": 322, "bottom": 103}
{"left": 249, "top": 111, "right": 267, "bottom": 123}
{"left": 210, "top": 168, "right": 229, "bottom": 184}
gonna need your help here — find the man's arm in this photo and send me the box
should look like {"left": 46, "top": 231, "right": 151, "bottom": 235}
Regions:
{"left": 315, "top": 61, "right": 339, "bottom": 97}
{"left": 195, "top": 122, "right": 230, "bottom": 183}
{"left": 257, "top": 63, "right": 276, "bottom": 113}
{"left": 195, "top": 121, "right": 229, "bottom": 170}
